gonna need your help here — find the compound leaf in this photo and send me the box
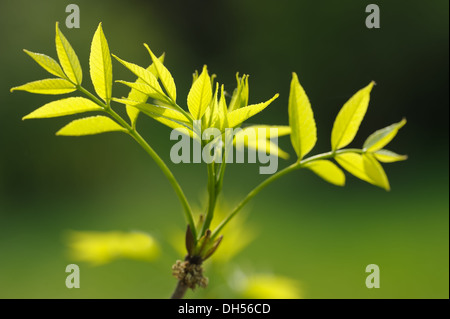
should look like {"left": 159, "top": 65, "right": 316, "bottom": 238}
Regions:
{"left": 23, "top": 97, "right": 102, "bottom": 119}
{"left": 288, "top": 72, "right": 317, "bottom": 160}
{"left": 112, "top": 54, "right": 165, "bottom": 100}
{"left": 335, "top": 152, "right": 373, "bottom": 184}
{"left": 122, "top": 54, "right": 165, "bottom": 126}
{"left": 144, "top": 44, "right": 176, "bottom": 102}
{"left": 55, "top": 22, "right": 82, "bottom": 85}
{"left": 331, "top": 82, "right": 374, "bottom": 150}
{"left": 304, "top": 160, "right": 345, "bottom": 186}
{"left": 11, "top": 78, "right": 76, "bottom": 95}
{"left": 234, "top": 125, "right": 291, "bottom": 159}
{"left": 90, "top": 23, "right": 113, "bottom": 103}
{"left": 187, "top": 65, "right": 212, "bottom": 119}
{"left": 374, "top": 149, "right": 408, "bottom": 163}
{"left": 23, "top": 50, "right": 66, "bottom": 79}
{"left": 363, "top": 118, "right": 407, "bottom": 152}
{"left": 56, "top": 116, "right": 126, "bottom": 136}
{"left": 363, "top": 153, "right": 390, "bottom": 191}
{"left": 227, "top": 94, "right": 279, "bottom": 128}
{"left": 228, "top": 74, "right": 249, "bottom": 112}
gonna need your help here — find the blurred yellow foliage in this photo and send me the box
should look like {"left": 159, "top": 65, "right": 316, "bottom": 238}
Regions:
{"left": 67, "top": 231, "right": 159, "bottom": 265}
{"left": 240, "top": 274, "right": 302, "bottom": 299}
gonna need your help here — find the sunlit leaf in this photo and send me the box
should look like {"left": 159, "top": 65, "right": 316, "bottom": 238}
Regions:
{"left": 144, "top": 44, "right": 176, "bottom": 102}
{"left": 116, "top": 81, "right": 164, "bottom": 101}
{"left": 288, "top": 73, "right": 317, "bottom": 159}
{"left": 374, "top": 149, "right": 408, "bottom": 163}
{"left": 213, "top": 85, "right": 230, "bottom": 132}
{"left": 363, "top": 118, "right": 407, "bottom": 152}
{"left": 124, "top": 101, "right": 190, "bottom": 124}
{"left": 304, "top": 160, "right": 345, "bottom": 186}
{"left": 234, "top": 125, "right": 290, "bottom": 159}
{"left": 246, "top": 138, "right": 290, "bottom": 159}
{"left": 90, "top": 23, "right": 113, "bottom": 103}
{"left": 56, "top": 115, "right": 126, "bottom": 136}
{"left": 228, "top": 74, "right": 249, "bottom": 112}
{"left": 121, "top": 54, "right": 165, "bottom": 126}
{"left": 331, "top": 82, "right": 374, "bottom": 150}
{"left": 363, "top": 153, "right": 390, "bottom": 191}
{"left": 11, "top": 78, "right": 76, "bottom": 95}
{"left": 112, "top": 54, "right": 165, "bottom": 100}
{"left": 227, "top": 94, "right": 279, "bottom": 128}
{"left": 55, "top": 22, "right": 82, "bottom": 84}
{"left": 187, "top": 65, "right": 212, "bottom": 119}
{"left": 238, "top": 125, "right": 291, "bottom": 138}
{"left": 202, "top": 84, "right": 219, "bottom": 129}
{"left": 23, "top": 97, "right": 102, "bottom": 119}
{"left": 335, "top": 152, "right": 373, "bottom": 184}
{"left": 23, "top": 49, "right": 66, "bottom": 79}
{"left": 192, "top": 70, "right": 199, "bottom": 84}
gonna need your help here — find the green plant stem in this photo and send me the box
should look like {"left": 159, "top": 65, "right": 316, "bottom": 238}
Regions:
{"left": 211, "top": 148, "right": 364, "bottom": 238}
{"left": 215, "top": 132, "right": 233, "bottom": 194}
{"left": 77, "top": 85, "right": 198, "bottom": 240}
{"left": 200, "top": 162, "right": 217, "bottom": 237}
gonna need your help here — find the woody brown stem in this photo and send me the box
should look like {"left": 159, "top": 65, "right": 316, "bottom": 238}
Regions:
{"left": 171, "top": 280, "right": 189, "bottom": 299}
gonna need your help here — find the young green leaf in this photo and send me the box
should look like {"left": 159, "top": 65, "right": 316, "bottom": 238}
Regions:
{"left": 234, "top": 125, "right": 291, "bottom": 159}
{"left": 374, "top": 149, "right": 408, "bottom": 163}
{"left": 216, "top": 85, "right": 229, "bottom": 131}
{"left": 304, "top": 160, "right": 345, "bottom": 186}
{"left": 112, "top": 54, "right": 165, "bottom": 100}
{"left": 56, "top": 116, "right": 126, "bottom": 136}
{"left": 238, "top": 125, "right": 291, "bottom": 138}
{"left": 335, "top": 152, "right": 373, "bottom": 184}
{"left": 122, "top": 54, "right": 165, "bottom": 126}
{"left": 55, "top": 22, "right": 82, "bottom": 85}
{"left": 228, "top": 74, "right": 249, "bottom": 112}
{"left": 90, "top": 23, "right": 113, "bottom": 103}
{"left": 363, "top": 153, "right": 390, "bottom": 191}
{"left": 363, "top": 118, "right": 407, "bottom": 152}
{"left": 11, "top": 79, "right": 76, "bottom": 95}
{"left": 23, "top": 50, "right": 66, "bottom": 79}
{"left": 227, "top": 94, "right": 279, "bottom": 128}
{"left": 202, "top": 84, "right": 219, "bottom": 129}
{"left": 331, "top": 82, "right": 374, "bottom": 150}
{"left": 288, "top": 73, "right": 317, "bottom": 160}
{"left": 116, "top": 81, "right": 164, "bottom": 101}
{"left": 243, "top": 138, "right": 290, "bottom": 159}
{"left": 120, "top": 100, "right": 190, "bottom": 124}
{"left": 113, "top": 98, "right": 191, "bottom": 133}
{"left": 23, "top": 97, "right": 103, "bottom": 119}
{"left": 187, "top": 65, "right": 212, "bottom": 119}
{"left": 144, "top": 44, "right": 176, "bottom": 102}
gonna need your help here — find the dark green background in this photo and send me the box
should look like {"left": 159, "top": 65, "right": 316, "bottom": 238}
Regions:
{"left": 0, "top": 0, "right": 448, "bottom": 298}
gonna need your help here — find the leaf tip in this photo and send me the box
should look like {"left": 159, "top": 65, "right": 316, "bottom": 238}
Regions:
{"left": 400, "top": 117, "right": 407, "bottom": 126}
{"left": 111, "top": 53, "right": 121, "bottom": 62}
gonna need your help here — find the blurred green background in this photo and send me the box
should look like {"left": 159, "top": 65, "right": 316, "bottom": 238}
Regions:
{"left": 0, "top": 0, "right": 448, "bottom": 298}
